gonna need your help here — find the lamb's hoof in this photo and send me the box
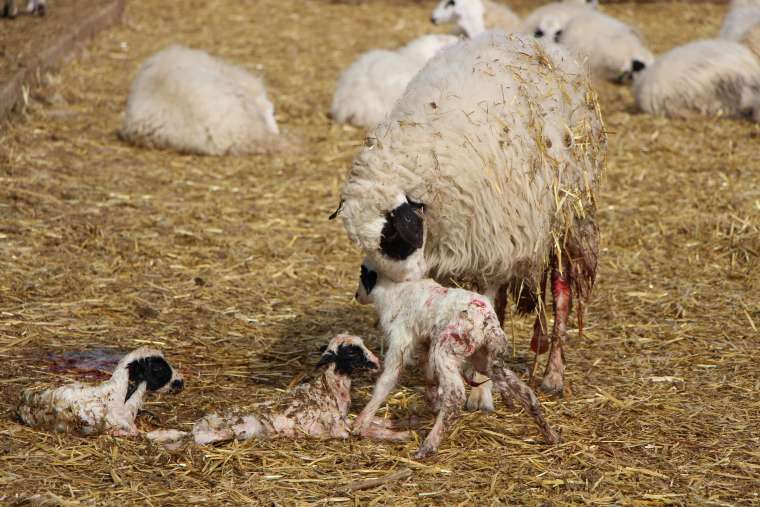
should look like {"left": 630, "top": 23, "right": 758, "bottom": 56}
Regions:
{"left": 543, "top": 428, "right": 561, "bottom": 445}
{"left": 540, "top": 373, "right": 565, "bottom": 397}
{"left": 465, "top": 386, "right": 494, "bottom": 413}
{"left": 413, "top": 446, "right": 436, "bottom": 460}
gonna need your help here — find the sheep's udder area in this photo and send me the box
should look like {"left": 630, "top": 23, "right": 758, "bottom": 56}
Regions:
{"left": 1, "top": 0, "right": 758, "bottom": 504}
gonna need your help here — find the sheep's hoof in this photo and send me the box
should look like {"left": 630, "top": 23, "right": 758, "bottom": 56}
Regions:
{"left": 540, "top": 373, "right": 565, "bottom": 397}
{"left": 413, "top": 446, "right": 436, "bottom": 460}
{"left": 465, "top": 386, "right": 494, "bottom": 413}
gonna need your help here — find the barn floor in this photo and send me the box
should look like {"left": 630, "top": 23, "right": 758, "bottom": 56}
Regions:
{"left": 1, "top": 0, "right": 759, "bottom": 504}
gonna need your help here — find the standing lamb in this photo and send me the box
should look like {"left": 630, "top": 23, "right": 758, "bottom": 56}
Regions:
{"left": 330, "top": 34, "right": 459, "bottom": 129}
{"left": 633, "top": 39, "right": 760, "bottom": 122}
{"left": 120, "top": 45, "right": 281, "bottom": 156}
{"left": 2, "top": 0, "right": 45, "bottom": 17}
{"left": 720, "top": 0, "right": 760, "bottom": 42}
{"left": 521, "top": 2, "right": 594, "bottom": 42}
{"left": 333, "top": 32, "right": 606, "bottom": 399}
{"left": 148, "top": 334, "right": 417, "bottom": 447}
{"left": 558, "top": 10, "right": 654, "bottom": 83}
{"left": 354, "top": 260, "right": 560, "bottom": 458}
{"left": 430, "top": 0, "right": 521, "bottom": 38}
{"left": 17, "top": 347, "right": 183, "bottom": 436}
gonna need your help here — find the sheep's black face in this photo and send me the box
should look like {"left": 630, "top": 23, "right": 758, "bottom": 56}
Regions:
{"left": 317, "top": 344, "right": 380, "bottom": 376}
{"left": 126, "top": 356, "right": 175, "bottom": 401}
{"left": 379, "top": 201, "right": 424, "bottom": 261}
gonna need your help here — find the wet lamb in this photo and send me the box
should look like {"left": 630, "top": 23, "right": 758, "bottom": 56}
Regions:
{"left": 120, "top": 45, "right": 281, "bottom": 155}
{"left": 330, "top": 34, "right": 459, "bottom": 129}
{"left": 558, "top": 10, "right": 653, "bottom": 83}
{"left": 334, "top": 32, "right": 606, "bottom": 399}
{"left": 17, "top": 347, "right": 183, "bottom": 436}
{"left": 2, "top": 0, "right": 45, "bottom": 17}
{"left": 633, "top": 39, "right": 760, "bottom": 122}
{"left": 353, "top": 260, "right": 560, "bottom": 459}
{"left": 430, "top": 0, "right": 521, "bottom": 38}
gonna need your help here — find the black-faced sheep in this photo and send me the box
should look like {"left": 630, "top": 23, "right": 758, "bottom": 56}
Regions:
{"left": 17, "top": 347, "right": 183, "bottom": 436}
{"left": 119, "top": 45, "right": 281, "bottom": 156}
{"left": 354, "top": 260, "right": 559, "bottom": 458}
{"left": 430, "top": 0, "right": 521, "bottom": 38}
{"left": 333, "top": 32, "right": 606, "bottom": 398}
{"left": 2, "top": 0, "right": 45, "bottom": 17}
{"left": 633, "top": 39, "right": 760, "bottom": 122}
{"left": 330, "top": 35, "right": 459, "bottom": 129}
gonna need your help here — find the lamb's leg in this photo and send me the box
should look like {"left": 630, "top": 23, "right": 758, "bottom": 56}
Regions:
{"left": 466, "top": 285, "right": 496, "bottom": 412}
{"left": 353, "top": 346, "right": 404, "bottom": 435}
{"left": 26, "top": 0, "right": 44, "bottom": 15}
{"left": 361, "top": 417, "right": 413, "bottom": 442}
{"left": 3, "top": 0, "right": 18, "bottom": 18}
{"left": 425, "top": 357, "right": 442, "bottom": 413}
{"left": 370, "top": 415, "right": 426, "bottom": 430}
{"left": 415, "top": 352, "right": 466, "bottom": 459}
{"left": 490, "top": 364, "right": 559, "bottom": 445}
{"left": 541, "top": 266, "right": 571, "bottom": 395}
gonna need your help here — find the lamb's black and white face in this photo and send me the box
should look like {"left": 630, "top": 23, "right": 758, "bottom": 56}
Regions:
{"left": 123, "top": 348, "right": 184, "bottom": 402}
{"left": 316, "top": 334, "right": 381, "bottom": 376}
{"left": 368, "top": 195, "right": 428, "bottom": 283}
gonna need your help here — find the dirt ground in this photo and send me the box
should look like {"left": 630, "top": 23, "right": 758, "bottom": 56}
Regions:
{"left": 1, "top": 0, "right": 759, "bottom": 505}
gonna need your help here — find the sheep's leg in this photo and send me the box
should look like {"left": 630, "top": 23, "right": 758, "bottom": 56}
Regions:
{"left": 3, "top": 0, "right": 18, "bottom": 18}
{"left": 414, "top": 351, "right": 466, "bottom": 459}
{"left": 541, "top": 266, "right": 571, "bottom": 395}
{"left": 361, "top": 418, "right": 413, "bottom": 442}
{"left": 489, "top": 364, "right": 559, "bottom": 445}
{"left": 465, "top": 285, "right": 496, "bottom": 413}
{"left": 26, "top": 0, "right": 44, "bottom": 15}
{"left": 353, "top": 346, "right": 404, "bottom": 435}
{"left": 425, "top": 357, "right": 442, "bottom": 413}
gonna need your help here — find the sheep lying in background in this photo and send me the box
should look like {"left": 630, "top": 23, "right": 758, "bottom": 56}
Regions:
{"left": 740, "top": 22, "right": 760, "bottom": 60}
{"left": 330, "top": 34, "right": 458, "bottom": 129}
{"left": 430, "top": 0, "right": 521, "bottom": 38}
{"left": 17, "top": 348, "right": 183, "bottom": 436}
{"left": 558, "top": 10, "right": 653, "bottom": 83}
{"left": 521, "top": 2, "right": 594, "bottom": 42}
{"left": 354, "top": 260, "right": 559, "bottom": 458}
{"left": 633, "top": 39, "right": 760, "bottom": 122}
{"left": 120, "top": 45, "right": 281, "bottom": 156}
{"left": 720, "top": 0, "right": 760, "bottom": 41}
{"left": 334, "top": 32, "right": 605, "bottom": 400}
{"left": 1, "top": 0, "right": 45, "bottom": 17}
{"left": 148, "top": 335, "right": 416, "bottom": 447}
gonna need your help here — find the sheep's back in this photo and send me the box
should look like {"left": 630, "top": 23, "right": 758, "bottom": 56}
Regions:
{"left": 347, "top": 32, "right": 605, "bottom": 286}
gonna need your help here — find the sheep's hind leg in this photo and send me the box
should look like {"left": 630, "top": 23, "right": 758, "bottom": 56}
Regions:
{"left": 541, "top": 265, "right": 571, "bottom": 395}
{"left": 465, "top": 284, "right": 498, "bottom": 413}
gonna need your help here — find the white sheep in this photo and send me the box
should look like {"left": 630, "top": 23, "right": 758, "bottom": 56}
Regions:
{"left": 430, "top": 0, "right": 521, "bottom": 38}
{"left": 633, "top": 39, "right": 760, "bottom": 122}
{"left": 147, "top": 334, "right": 417, "bottom": 447}
{"left": 558, "top": 10, "right": 654, "bottom": 83}
{"left": 330, "top": 34, "right": 459, "bottom": 129}
{"left": 353, "top": 260, "right": 559, "bottom": 458}
{"left": 2, "top": 0, "right": 45, "bottom": 17}
{"left": 520, "top": 2, "right": 593, "bottom": 42}
{"left": 17, "top": 347, "right": 183, "bottom": 436}
{"left": 333, "top": 32, "right": 606, "bottom": 399}
{"left": 120, "top": 45, "right": 281, "bottom": 156}
{"left": 720, "top": 0, "right": 760, "bottom": 41}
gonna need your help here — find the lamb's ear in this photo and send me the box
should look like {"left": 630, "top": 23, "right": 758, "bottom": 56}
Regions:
{"left": 315, "top": 350, "right": 337, "bottom": 369}
{"left": 380, "top": 201, "right": 424, "bottom": 260}
{"left": 125, "top": 359, "right": 146, "bottom": 402}
{"left": 328, "top": 200, "right": 344, "bottom": 220}
{"left": 360, "top": 264, "right": 378, "bottom": 294}
{"left": 125, "top": 380, "right": 142, "bottom": 403}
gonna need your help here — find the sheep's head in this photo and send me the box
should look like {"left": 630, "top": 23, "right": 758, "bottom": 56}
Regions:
{"left": 618, "top": 51, "right": 654, "bottom": 84}
{"left": 315, "top": 334, "right": 381, "bottom": 376}
{"left": 533, "top": 17, "right": 565, "bottom": 42}
{"left": 431, "top": 0, "right": 485, "bottom": 37}
{"left": 117, "top": 347, "right": 184, "bottom": 402}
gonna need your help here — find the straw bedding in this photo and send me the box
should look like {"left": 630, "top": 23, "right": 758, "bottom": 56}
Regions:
{"left": 0, "top": 0, "right": 758, "bottom": 504}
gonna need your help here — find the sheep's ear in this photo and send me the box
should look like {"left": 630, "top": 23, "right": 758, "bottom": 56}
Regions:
{"left": 380, "top": 201, "right": 424, "bottom": 260}
{"left": 328, "top": 200, "right": 344, "bottom": 220}
{"left": 125, "top": 380, "right": 142, "bottom": 403}
{"left": 315, "top": 350, "right": 337, "bottom": 369}
{"left": 360, "top": 264, "right": 378, "bottom": 295}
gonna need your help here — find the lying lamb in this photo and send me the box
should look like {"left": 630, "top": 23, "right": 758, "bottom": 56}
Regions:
{"left": 2, "top": 0, "right": 45, "bottom": 17}
{"left": 17, "top": 347, "right": 183, "bottom": 436}
{"left": 354, "top": 260, "right": 560, "bottom": 459}
{"left": 148, "top": 334, "right": 415, "bottom": 447}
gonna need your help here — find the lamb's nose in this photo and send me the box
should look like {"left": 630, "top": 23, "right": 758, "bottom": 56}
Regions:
{"left": 171, "top": 379, "right": 184, "bottom": 391}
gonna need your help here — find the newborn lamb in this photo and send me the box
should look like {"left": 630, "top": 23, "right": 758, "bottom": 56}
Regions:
{"left": 17, "top": 347, "right": 183, "bottom": 436}
{"left": 148, "top": 334, "right": 413, "bottom": 447}
{"left": 354, "top": 260, "right": 559, "bottom": 458}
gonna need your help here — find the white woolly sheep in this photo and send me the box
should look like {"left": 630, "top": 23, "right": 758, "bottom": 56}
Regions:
{"left": 17, "top": 347, "right": 183, "bottom": 436}
{"left": 2, "top": 0, "right": 45, "bottom": 17}
{"left": 558, "top": 10, "right": 654, "bottom": 83}
{"left": 521, "top": 2, "right": 593, "bottom": 42}
{"left": 720, "top": 0, "right": 760, "bottom": 41}
{"left": 633, "top": 39, "right": 760, "bottom": 121}
{"left": 148, "top": 334, "right": 417, "bottom": 447}
{"left": 330, "top": 34, "right": 459, "bottom": 129}
{"left": 333, "top": 32, "right": 605, "bottom": 399}
{"left": 120, "top": 45, "right": 281, "bottom": 156}
{"left": 353, "top": 260, "right": 559, "bottom": 458}
{"left": 430, "top": 0, "right": 521, "bottom": 38}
